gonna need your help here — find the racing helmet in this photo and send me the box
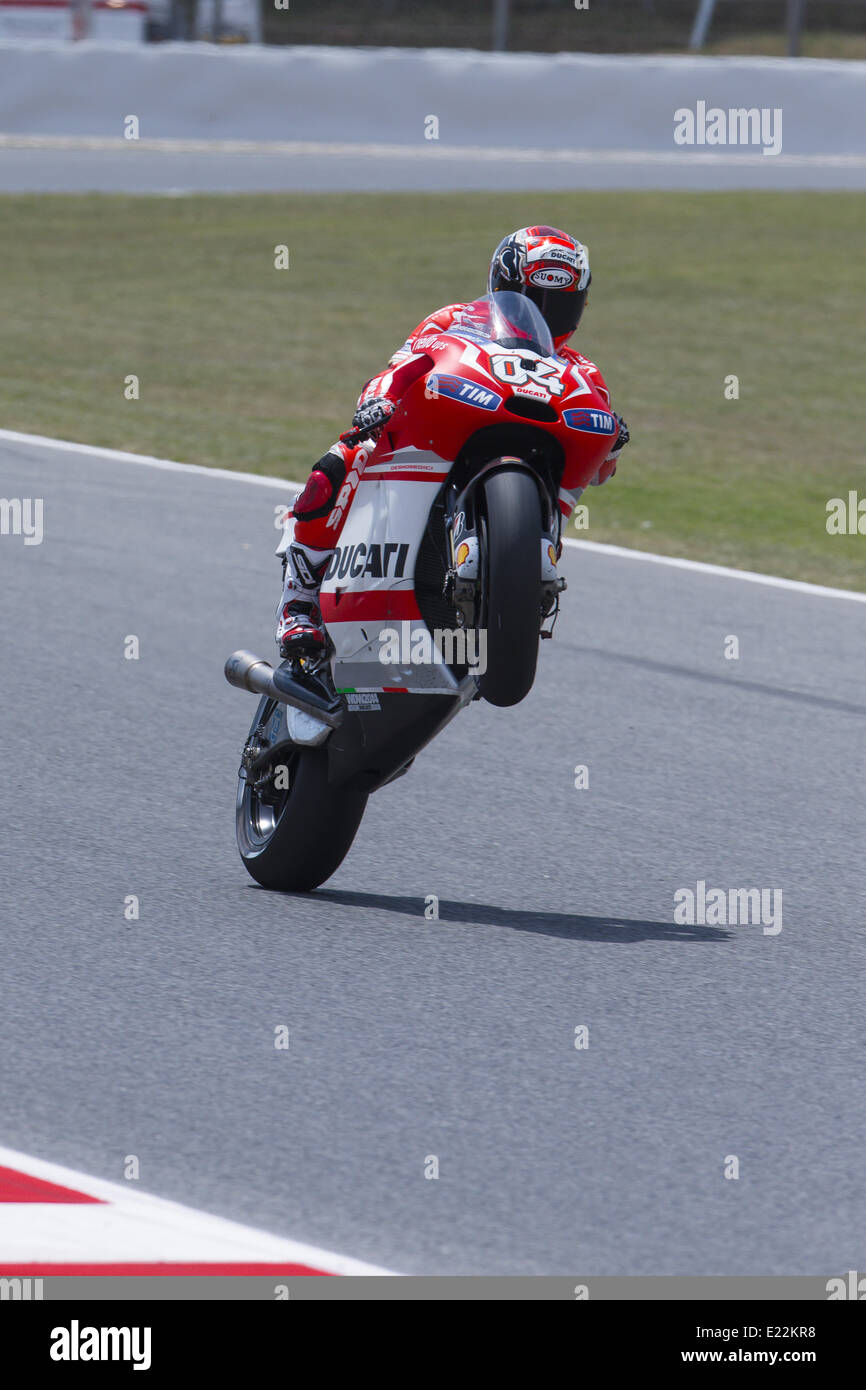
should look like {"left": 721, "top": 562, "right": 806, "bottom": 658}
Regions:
{"left": 488, "top": 225, "right": 591, "bottom": 344}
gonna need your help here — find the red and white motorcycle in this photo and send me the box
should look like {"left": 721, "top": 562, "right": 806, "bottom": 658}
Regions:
{"left": 226, "top": 292, "right": 618, "bottom": 891}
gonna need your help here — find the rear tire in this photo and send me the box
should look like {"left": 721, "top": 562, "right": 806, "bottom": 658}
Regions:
{"left": 477, "top": 467, "right": 543, "bottom": 708}
{"left": 237, "top": 701, "right": 367, "bottom": 891}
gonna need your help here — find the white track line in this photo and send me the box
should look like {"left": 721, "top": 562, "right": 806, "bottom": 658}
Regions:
{"left": 561, "top": 537, "right": 866, "bottom": 602}
{"left": 0, "top": 1145, "right": 395, "bottom": 1275}
{"left": 1, "top": 134, "right": 864, "bottom": 169}
{"left": 3, "top": 425, "right": 863, "bottom": 603}
{"left": 0, "top": 426, "right": 294, "bottom": 490}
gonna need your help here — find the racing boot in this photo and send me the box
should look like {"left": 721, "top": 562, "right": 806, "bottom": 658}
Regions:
{"left": 275, "top": 536, "right": 334, "bottom": 658}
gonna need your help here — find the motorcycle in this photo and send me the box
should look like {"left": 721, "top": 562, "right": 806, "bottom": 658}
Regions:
{"left": 226, "top": 291, "right": 619, "bottom": 891}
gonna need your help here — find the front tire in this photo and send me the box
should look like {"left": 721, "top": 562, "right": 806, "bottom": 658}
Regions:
{"left": 237, "top": 699, "right": 368, "bottom": 891}
{"left": 477, "top": 467, "right": 543, "bottom": 708}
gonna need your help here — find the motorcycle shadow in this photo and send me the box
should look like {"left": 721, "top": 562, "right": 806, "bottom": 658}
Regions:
{"left": 271, "top": 888, "right": 733, "bottom": 944}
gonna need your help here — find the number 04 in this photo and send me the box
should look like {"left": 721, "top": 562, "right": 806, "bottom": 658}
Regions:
{"left": 489, "top": 352, "right": 565, "bottom": 396}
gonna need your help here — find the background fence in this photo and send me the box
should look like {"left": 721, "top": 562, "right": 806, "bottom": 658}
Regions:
{"left": 258, "top": 0, "right": 866, "bottom": 56}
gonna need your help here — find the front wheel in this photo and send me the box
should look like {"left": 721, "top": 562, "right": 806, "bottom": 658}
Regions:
{"left": 236, "top": 698, "right": 368, "bottom": 891}
{"left": 476, "top": 467, "right": 543, "bottom": 708}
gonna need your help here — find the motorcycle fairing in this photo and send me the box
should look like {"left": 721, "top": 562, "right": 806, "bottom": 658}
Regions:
{"left": 322, "top": 447, "right": 461, "bottom": 695}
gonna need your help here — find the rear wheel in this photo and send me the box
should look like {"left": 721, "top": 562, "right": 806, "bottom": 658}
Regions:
{"left": 236, "top": 698, "right": 368, "bottom": 891}
{"left": 477, "top": 467, "right": 543, "bottom": 708}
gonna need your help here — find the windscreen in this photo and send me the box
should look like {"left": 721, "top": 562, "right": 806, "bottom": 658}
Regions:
{"left": 453, "top": 291, "right": 555, "bottom": 358}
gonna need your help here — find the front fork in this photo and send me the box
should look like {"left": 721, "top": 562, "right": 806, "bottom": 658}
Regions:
{"left": 442, "top": 470, "right": 567, "bottom": 637}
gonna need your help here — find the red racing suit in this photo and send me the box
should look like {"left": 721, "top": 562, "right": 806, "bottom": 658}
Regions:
{"left": 289, "top": 302, "right": 619, "bottom": 552}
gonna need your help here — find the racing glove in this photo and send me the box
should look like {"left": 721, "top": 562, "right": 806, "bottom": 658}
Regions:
{"left": 610, "top": 414, "right": 630, "bottom": 459}
{"left": 340, "top": 396, "right": 396, "bottom": 446}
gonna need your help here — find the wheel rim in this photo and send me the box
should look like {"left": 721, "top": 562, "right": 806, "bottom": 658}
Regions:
{"left": 237, "top": 701, "right": 299, "bottom": 855}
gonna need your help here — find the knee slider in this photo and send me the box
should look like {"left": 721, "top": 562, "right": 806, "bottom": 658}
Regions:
{"left": 294, "top": 453, "right": 347, "bottom": 521}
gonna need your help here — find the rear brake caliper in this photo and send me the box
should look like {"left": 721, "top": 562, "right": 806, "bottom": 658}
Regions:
{"left": 239, "top": 729, "right": 268, "bottom": 782}
{"left": 241, "top": 738, "right": 290, "bottom": 804}
{"left": 240, "top": 702, "right": 288, "bottom": 797}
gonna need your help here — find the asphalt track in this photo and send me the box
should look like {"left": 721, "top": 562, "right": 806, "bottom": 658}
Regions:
{"left": 2, "top": 139, "right": 866, "bottom": 193}
{"left": 1, "top": 435, "right": 864, "bottom": 1275}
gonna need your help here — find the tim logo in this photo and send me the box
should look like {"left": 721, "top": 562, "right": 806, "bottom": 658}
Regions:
{"left": 428, "top": 374, "right": 502, "bottom": 411}
{"left": 563, "top": 408, "right": 616, "bottom": 434}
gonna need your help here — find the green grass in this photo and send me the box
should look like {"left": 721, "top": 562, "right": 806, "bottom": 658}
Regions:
{"left": 1, "top": 192, "right": 864, "bottom": 589}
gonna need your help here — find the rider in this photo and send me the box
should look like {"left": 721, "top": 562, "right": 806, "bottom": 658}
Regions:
{"left": 275, "top": 225, "right": 629, "bottom": 656}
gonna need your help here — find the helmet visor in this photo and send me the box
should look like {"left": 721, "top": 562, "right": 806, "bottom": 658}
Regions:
{"left": 525, "top": 284, "right": 588, "bottom": 340}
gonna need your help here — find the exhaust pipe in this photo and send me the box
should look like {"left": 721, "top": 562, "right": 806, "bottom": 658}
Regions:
{"left": 224, "top": 651, "right": 344, "bottom": 729}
